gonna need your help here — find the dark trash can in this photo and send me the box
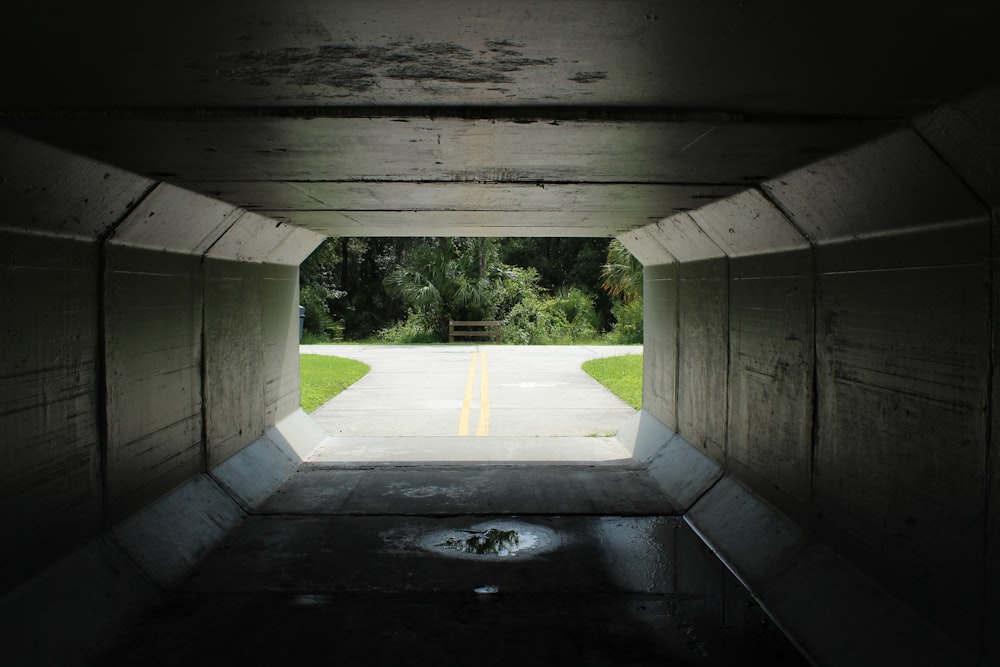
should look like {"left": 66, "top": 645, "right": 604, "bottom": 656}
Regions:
{"left": 299, "top": 305, "right": 305, "bottom": 341}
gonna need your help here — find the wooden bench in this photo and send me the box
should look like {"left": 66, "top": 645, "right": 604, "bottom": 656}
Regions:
{"left": 449, "top": 320, "right": 502, "bottom": 343}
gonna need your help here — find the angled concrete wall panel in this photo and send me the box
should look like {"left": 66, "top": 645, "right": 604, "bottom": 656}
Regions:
{"left": 206, "top": 211, "right": 322, "bottom": 265}
{"left": 266, "top": 225, "right": 325, "bottom": 267}
{"left": 111, "top": 182, "right": 241, "bottom": 254}
{"left": 618, "top": 225, "right": 674, "bottom": 266}
{"left": 727, "top": 249, "right": 814, "bottom": 511}
{"left": 676, "top": 257, "right": 729, "bottom": 464}
{"left": 764, "top": 131, "right": 991, "bottom": 650}
{"left": 915, "top": 83, "right": 1000, "bottom": 667}
{"left": 689, "top": 188, "right": 809, "bottom": 258}
{"left": 916, "top": 83, "right": 1000, "bottom": 210}
{"left": 0, "top": 129, "right": 153, "bottom": 240}
{"left": 762, "top": 128, "right": 984, "bottom": 242}
{"left": 104, "top": 246, "right": 205, "bottom": 523}
{"left": 261, "top": 264, "right": 303, "bottom": 426}
{"left": 649, "top": 212, "right": 726, "bottom": 263}
{"left": 204, "top": 259, "right": 266, "bottom": 468}
{"left": 0, "top": 137, "right": 155, "bottom": 592}
{"left": 643, "top": 263, "right": 679, "bottom": 430}
{"left": 0, "top": 231, "right": 103, "bottom": 593}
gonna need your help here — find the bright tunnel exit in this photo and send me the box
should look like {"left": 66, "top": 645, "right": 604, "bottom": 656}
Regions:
{"left": 299, "top": 344, "right": 641, "bottom": 463}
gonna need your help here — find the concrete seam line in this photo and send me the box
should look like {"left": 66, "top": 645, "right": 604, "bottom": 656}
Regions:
{"left": 682, "top": 465, "right": 725, "bottom": 514}
{"left": 206, "top": 470, "right": 252, "bottom": 515}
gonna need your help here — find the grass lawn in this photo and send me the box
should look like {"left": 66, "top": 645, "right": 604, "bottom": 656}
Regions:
{"left": 582, "top": 354, "right": 643, "bottom": 410}
{"left": 300, "top": 354, "right": 371, "bottom": 413}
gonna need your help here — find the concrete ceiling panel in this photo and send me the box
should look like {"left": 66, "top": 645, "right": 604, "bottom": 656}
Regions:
{"left": 647, "top": 213, "right": 725, "bottom": 263}
{"left": 201, "top": 182, "right": 735, "bottom": 215}
{"left": 761, "top": 129, "right": 988, "bottom": 244}
{"left": 689, "top": 188, "right": 809, "bottom": 257}
{"left": 234, "top": 182, "right": 744, "bottom": 237}
{"left": 0, "top": 130, "right": 153, "bottom": 241}
{"left": 619, "top": 225, "right": 675, "bottom": 266}
{"left": 4, "top": 1, "right": 998, "bottom": 116}
{"left": 6, "top": 117, "right": 885, "bottom": 185}
{"left": 4, "top": 116, "right": 883, "bottom": 239}
{"left": 112, "top": 184, "right": 243, "bottom": 255}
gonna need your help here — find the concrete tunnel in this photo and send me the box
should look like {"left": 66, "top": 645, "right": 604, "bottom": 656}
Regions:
{"left": 1, "top": 1, "right": 999, "bottom": 664}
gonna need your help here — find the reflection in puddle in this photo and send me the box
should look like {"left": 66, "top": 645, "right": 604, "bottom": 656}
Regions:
{"left": 438, "top": 528, "right": 521, "bottom": 556}
{"left": 419, "top": 520, "right": 558, "bottom": 560}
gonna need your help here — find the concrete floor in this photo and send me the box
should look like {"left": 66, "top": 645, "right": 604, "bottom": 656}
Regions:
{"left": 94, "top": 345, "right": 806, "bottom": 665}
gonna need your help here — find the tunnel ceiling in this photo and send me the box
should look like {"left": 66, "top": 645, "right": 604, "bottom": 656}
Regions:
{"left": 3, "top": 0, "right": 999, "bottom": 237}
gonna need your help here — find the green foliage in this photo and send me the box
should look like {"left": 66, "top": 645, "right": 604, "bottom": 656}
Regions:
{"left": 582, "top": 354, "right": 643, "bottom": 410}
{"left": 502, "top": 292, "right": 600, "bottom": 345}
{"left": 383, "top": 239, "right": 496, "bottom": 339}
{"left": 299, "top": 235, "right": 639, "bottom": 344}
{"left": 552, "top": 286, "right": 601, "bottom": 332}
{"left": 299, "top": 238, "right": 347, "bottom": 341}
{"left": 299, "top": 354, "right": 370, "bottom": 413}
{"left": 376, "top": 310, "right": 441, "bottom": 344}
{"left": 487, "top": 264, "right": 540, "bottom": 318}
{"left": 605, "top": 297, "right": 644, "bottom": 344}
{"left": 503, "top": 293, "right": 570, "bottom": 344}
{"left": 601, "top": 239, "right": 643, "bottom": 304}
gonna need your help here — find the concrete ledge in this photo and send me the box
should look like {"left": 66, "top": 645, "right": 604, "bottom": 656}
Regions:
{"left": 683, "top": 471, "right": 976, "bottom": 667}
{"left": 211, "top": 410, "right": 326, "bottom": 508}
{"left": 619, "top": 411, "right": 723, "bottom": 513}
{"left": 616, "top": 409, "right": 674, "bottom": 463}
{"left": 272, "top": 408, "right": 329, "bottom": 460}
{"left": 111, "top": 475, "right": 245, "bottom": 588}
{"left": 0, "top": 537, "right": 160, "bottom": 667}
{"left": 645, "top": 434, "right": 723, "bottom": 512}
{"left": 763, "top": 541, "right": 976, "bottom": 667}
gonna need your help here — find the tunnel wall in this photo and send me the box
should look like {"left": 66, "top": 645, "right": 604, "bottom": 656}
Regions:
{"left": 0, "top": 131, "right": 323, "bottom": 596}
{"left": 623, "top": 125, "right": 994, "bottom": 664}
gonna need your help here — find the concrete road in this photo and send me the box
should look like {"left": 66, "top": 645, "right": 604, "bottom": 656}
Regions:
{"left": 299, "top": 344, "right": 642, "bottom": 463}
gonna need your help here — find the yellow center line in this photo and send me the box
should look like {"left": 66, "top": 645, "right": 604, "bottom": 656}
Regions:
{"left": 476, "top": 351, "right": 490, "bottom": 436}
{"left": 458, "top": 351, "right": 478, "bottom": 435}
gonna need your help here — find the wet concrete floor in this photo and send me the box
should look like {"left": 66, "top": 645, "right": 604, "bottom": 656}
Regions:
{"left": 96, "top": 347, "right": 806, "bottom": 665}
{"left": 96, "top": 460, "right": 807, "bottom": 666}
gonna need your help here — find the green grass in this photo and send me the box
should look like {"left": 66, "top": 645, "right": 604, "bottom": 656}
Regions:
{"left": 300, "top": 354, "right": 371, "bottom": 413}
{"left": 582, "top": 354, "right": 643, "bottom": 410}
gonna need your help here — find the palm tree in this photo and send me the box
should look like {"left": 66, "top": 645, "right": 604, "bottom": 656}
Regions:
{"left": 600, "top": 239, "right": 642, "bottom": 303}
{"left": 383, "top": 240, "right": 492, "bottom": 339}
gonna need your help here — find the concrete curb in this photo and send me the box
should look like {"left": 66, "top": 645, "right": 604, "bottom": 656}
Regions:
{"left": 0, "top": 538, "right": 160, "bottom": 667}
{"left": 212, "top": 409, "right": 327, "bottom": 508}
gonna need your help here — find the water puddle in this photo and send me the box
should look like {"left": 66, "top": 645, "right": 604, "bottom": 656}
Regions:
{"left": 419, "top": 520, "right": 558, "bottom": 561}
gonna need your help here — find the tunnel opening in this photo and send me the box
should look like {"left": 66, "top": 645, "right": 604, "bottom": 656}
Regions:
{"left": 2, "top": 4, "right": 1000, "bottom": 655}
{"left": 2, "top": 111, "right": 997, "bottom": 665}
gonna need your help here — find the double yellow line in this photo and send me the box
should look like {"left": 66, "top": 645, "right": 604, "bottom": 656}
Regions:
{"left": 458, "top": 351, "right": 490, "bottom": 436}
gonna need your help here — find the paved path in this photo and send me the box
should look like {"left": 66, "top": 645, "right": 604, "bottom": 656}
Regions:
{"left": 299, "top": 344, "right": 641, "bottom": 463}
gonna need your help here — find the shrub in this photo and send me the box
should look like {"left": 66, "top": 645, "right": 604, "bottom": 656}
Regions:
{"left": 376, "top": 310, "right": 442, "bottom": 344}
{"left": 504, "top": 294, "right": 582, "bottom": 344}
{"left": 605, "top": 297, "right": 643, "bottom": 344}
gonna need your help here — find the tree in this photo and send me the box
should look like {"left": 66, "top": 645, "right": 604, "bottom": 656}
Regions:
{"left": 383, "top": 239, "right": 494, "bottom": 340}
{"left": 600, "top": 239, "right": 643, "bottom": 304}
